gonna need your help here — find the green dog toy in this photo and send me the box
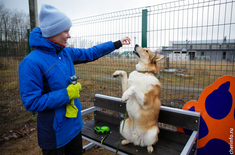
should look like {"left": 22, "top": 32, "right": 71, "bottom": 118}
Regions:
{"left": 94, "top": 126, "right": 110, "bottom": 134}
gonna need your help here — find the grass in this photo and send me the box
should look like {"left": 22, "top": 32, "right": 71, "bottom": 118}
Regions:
{"left": 75, "top": 57, "right": 235, "bottom": 108}
{"left": 77, "top": 57, "right": 234, "bottom": 86}
{"left": 1, "top": 56, "right": 234, "bottom": 109}
{"left": 0, "top": 57, "right": 21, "bottom": 101}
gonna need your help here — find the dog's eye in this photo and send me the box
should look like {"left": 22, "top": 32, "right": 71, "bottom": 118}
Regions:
{"left": 146, "top": 50, "right": 148, "bottom": 53}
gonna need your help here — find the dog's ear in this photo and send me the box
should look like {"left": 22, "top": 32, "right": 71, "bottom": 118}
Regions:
{"left": 155, "top": 55, "right": 165, "bottom": 62}
{"left": 151, "top": 54, "right": 165, "bottom": 63}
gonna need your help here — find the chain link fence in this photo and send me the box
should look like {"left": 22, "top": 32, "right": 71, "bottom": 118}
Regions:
{"left": 0, "top": 28, "right": 30, "bottom": 131}
{"left": 69, "top": 0, "right": 235, "bottom": 109}
{"left": 0, "top": 28, "right": 29, "bottom": 100}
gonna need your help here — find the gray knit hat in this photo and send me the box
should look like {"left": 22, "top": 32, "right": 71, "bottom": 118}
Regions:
{"left": 39, "top": 4, "right": 72, "bottom": 38}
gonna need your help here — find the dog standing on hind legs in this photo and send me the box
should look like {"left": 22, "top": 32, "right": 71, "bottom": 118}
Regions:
{"left": 113, "top": 44, "right": 165, "bottom": 153}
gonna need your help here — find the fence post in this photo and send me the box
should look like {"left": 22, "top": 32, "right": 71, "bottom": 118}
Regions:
{"left": 27, "top": 29, "right": 31, "bottom": 54}
{"left": 142, "top": 9, "right": 148, "bottom": 48}
{"left": 27, "top": 29, "right": 34, "bottom": 116}
{"left": 28, "top": 0, "right": 39, "bottom": 31}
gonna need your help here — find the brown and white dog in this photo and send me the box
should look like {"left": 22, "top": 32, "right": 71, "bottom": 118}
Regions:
{"left": 113, "top": 44, "right": 165, "bottom": 153}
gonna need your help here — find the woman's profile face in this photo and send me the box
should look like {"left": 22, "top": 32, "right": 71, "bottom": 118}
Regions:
{"left": 49, "top": 28, "right": 71, "bottom": 46}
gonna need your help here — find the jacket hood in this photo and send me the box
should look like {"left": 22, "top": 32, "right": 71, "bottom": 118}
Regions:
{"left": 29, "top": 27, "right": 61, "bottom": 52}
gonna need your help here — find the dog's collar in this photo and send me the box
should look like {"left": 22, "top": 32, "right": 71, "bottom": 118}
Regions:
{"left": 137, "top": 70, "right": 161, "bottom": 80}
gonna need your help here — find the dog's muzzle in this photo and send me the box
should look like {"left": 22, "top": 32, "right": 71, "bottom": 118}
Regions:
{"left": 133, "top": 44, "right": 140, "bottom": 58}
{"left": 134, "top": 44, "right": 139, "bottom": 51}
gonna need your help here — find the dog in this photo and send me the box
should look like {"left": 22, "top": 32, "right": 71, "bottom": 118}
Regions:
{"left": 113, "top": 44, "right": 165, "bottom": 153}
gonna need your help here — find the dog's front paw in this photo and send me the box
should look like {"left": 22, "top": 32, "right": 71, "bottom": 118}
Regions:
{"left": 121, "top": 93, "right": 129, "bottom": 102}
{"left": 121, "top": 86, "right": 135, "bottom": 102}
{"left": 112, "top": 70, "right": 126, "bottom": 78}
{"left": 147, "top": 145, "right": 154, "bottom": 153}
{"left": 121, "top": 140, "right": 130, "bottom": 145}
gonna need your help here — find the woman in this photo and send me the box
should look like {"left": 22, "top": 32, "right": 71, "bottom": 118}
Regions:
{"left": 19, "top": 4, "right": 130, "bottom": 155}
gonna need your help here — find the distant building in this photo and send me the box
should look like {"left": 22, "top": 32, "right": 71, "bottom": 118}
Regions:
{"left": 162, "top": 38, "right": 235, "bottom": 62}
{"left": 121, "top": 51, "right": 134, "bottom": 58}
{"left": 106, "top": 51, "right": 119, "bottom": 58}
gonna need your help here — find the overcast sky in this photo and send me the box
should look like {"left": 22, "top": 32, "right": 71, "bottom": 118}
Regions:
{"left": 2, "top": 0, "right": 234, "bottom": 48}
{"left": 2, "top": 0, "right": 176, "bottom": 20}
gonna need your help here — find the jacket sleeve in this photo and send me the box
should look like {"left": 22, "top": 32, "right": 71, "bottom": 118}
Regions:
{"left": 18, "top": 58, "right": 69, "bottom": 112}
{"left": 69, "top": 41, "right": 116, "bottom": 64}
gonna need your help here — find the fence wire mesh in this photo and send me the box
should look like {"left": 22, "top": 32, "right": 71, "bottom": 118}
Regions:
{"left": 0, "top": 28, "right": 29, "bottom": 129}
{"left": 0, "top": 0, "right": 235, "bottom": 118}
{"left": 69, "top": 0, "right": 235, "bottom": 109}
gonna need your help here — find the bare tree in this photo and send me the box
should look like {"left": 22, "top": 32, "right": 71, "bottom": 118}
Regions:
{"left": 0, "top": 2, "right": 30, "bottom": 57}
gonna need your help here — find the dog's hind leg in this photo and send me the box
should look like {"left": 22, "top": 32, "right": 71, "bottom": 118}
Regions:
{"left": 113, "top": 70, "right": 128, "bottom": 93}
{"left": 145, "top": 126, "right": 159, "bottom": 153}
{"left": 147, "top": 146, "right": 154, "bottom": 153}
{"left": 121, "top": 140, "right": 130, "bottom": 146}
{"left": 120, "top": 118, "right": 133, "bottom": 145}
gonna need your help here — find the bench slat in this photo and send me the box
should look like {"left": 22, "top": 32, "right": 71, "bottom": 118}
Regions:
{"left": 94, "top": 94, "right": 126, "bottom": 113}
{"left": 158, "top": 128, "right": 189, "bottom": 145}
{"left": 158, "top": 109, "right": 199, "bottom": 131}
{"left": 94, "top": 111, "right": 123, "bottom": 128}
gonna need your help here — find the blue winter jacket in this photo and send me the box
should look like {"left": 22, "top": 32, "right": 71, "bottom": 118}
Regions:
{"left": 19, "top": 27, "right": 117, "bottom": 149}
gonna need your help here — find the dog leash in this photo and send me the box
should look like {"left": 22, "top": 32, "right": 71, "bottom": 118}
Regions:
{"left": 94, "top": 126, "right": 110, "bottom": 134}
{"left": 115, "top": 110, "right": 128, "bottom": 155}
{"left": 94, "top": 126, "right": 110, "bottom": 155}
{"left": 93, "top": 111, "right": 128, "bottom": 155}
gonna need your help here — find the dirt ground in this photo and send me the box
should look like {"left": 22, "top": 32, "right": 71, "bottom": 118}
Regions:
{"left": 0, "top": 118, "right": 116, "bottom": 155}
{"left": 0, "top": 114, "right": 116, "bottom": 155}
{"left": 1, "top": 131, "right": 116, "bottom": 155}
{"left": 0, "top": 93, "right": 116, "bottom": 155}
